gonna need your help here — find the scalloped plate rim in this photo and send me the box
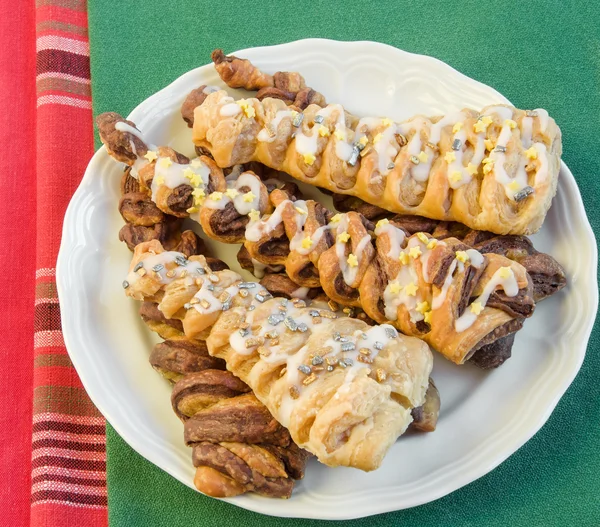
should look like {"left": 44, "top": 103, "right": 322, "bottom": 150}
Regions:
{"left": 57, "top": 39, "right": 598, "bottom": 520}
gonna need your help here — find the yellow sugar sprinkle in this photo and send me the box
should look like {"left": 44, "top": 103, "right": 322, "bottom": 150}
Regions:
{"left": 381, "top": 118, "right": 394, "bottom": 127}
{"left": 190, "top": 158, "right": 203, "bottom": 167}
{"left": 144, "top": 150, "right": 158, "bottom": 162}
{"left": 417, "top": 232, "right": 429, "bottom": 244}
{"left": 373, "top": 133, "right": 383, "bottom": 144}
{"left": 183, "top": 167, "right": 196, "bottom": 180}
{"left": 427, "top": 239, "right": 438, "bottom": 250}
{"left": 525, "top": 146, "right": 538, "bottom": 160}
{"left": 318, "top": 125, "right": 330, "bottom": 137}
{"left": 389, "top": 282, "right": 402, "bottom": 294}
{"left": 444, "top": 151, "right": 456, "bottom": 163}
{"left": 192, "top": 188, "right": 205, "bottom": 205}
{"left": 417, "top": 151, "right": 429, "bottom": 163}
{"left": 499, "top": 266, "right": 513, "bottom": 279}
{"left": 154, "top": 176, "right": 165, "bottom": 186}
{"left": 470, "top": 302, "right": 484, "bottom": 315}
{"left": 237, "top": 100, "right": 255, "bottom": 118}
{"left": 243, "top": 191, "right": 256, "bottom": 203}
{"left": 303, "top": 152, "right": 316, "bottom": 165}
{"left": 330, "top": 213, "right": 343, "bottom": 224}
{"left": 404, "top": 282, "right": 418, "bottom": 296}
{"left": 467, "top": 163, "right": 478, "bottom": 175}
{"left": 452, "top": 122, "right": 463, "bottom": 133}
{"left": 209, "top": 192, "right": 223, "bottom": 201}
{"left": 337, "top": 231, "right": 350, "bottom": 243}
{"left": 409, "top": 246, "right": 422, "bottom": 259}
{"left": 481, "top": 116, "right": 493, "bottom": 126}
{"left": 159, "top": 157, "right": 173, "bottom": 168}
{"left": 449, "top": 171, "right": 463, "bottom": 184}
{"left": 295, "top": 206, "right": 307, "bottom": 215}
{"left": 347, "top": 253, "right": 358, "bottom": 267}
{"left": 334, "top": 130, "right": 346, "bottom": 141}
{"left": 423, "top": 310, "right": 432, "bottom": 324}
{"left": 455, "top": 250, "right": 469, "bottom": 263}
{"left": 398, "top": 251, "right": 409, "bottom": 265}
{"left": 505, "top": 119, "right": 517, "bottom": 129}
{"left": 483, "top": 163, "right": 494, "bottom": 175}
{"left": 416, "top": 301, "right": 430, "bottom": 314}
{"left": 248, "top": 209, "right": 260, "bottom": 222}
{"left": 376, "top": 218, "right": 389, "bottom": 229}
{"left": 358, "top": 136, "right": 368, "bottom": 147}
{"left": 186, "top": 206, "right": 199, "bottom": 214}
{"left": 482, "top": 157, "right": 493, "bottom": 164}
{"left": 484, "top": 139, "right": 494, "bottom": 151}
{"left": 225, "top": 188, "right": 239, "bottom": 199}
{"left": 508, "top": 180, "right": 521, "bottom": 192}
{"left": 473, "top": 121, "right": 488, "bottom": 133}
{"left": 301, "top": 237, "right": 313, "bottom": 249}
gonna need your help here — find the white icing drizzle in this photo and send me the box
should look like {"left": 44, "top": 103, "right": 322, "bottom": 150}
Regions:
{"left": 454, "top": 266, "right": 519, "bottom": 332}
{"left": 258, "top": 110, "right": 293, "bottom": 143}
{"left": 431, "top": 259, "right": 457, "bottom": 310}
{"left": 291, "top": 287, "right": 311, "bottom": 299}
{"left": 250, "top": 259, "right": 283, "bottom": 279}
{"left": 534, "top": 108, "right": 549, "bottom": 133}
{"left": 245, "top": 199, "right": 291, "bottom": 242}
{"left": 220, "top": 100, "right": 242, "bottom": 117}
{"left": 115, "top": 121, "right": 146, "bottom": 142}
{"left": 397, "top": 117, "right": 432, "bottom": 182}
{"left": 521, "top": 116, "right": 533, "bottom": 148}
{"left": 125, "top": 251, "right": 204, "bottom": 288}
{"left": 383, "top": 264, "right": 420, "bottom": 321}
{"left": 202, "top": 85, "right": 219, "bottom": 95}
{"left": 203, "top": 171, "right": 262, "bottom": 215}
{"left": 373, "top": 221, "right": 406, "bottom": 260}
{"left": 151, "top": 157, "right": 210, "bottom": 202}
{"left": 333, "top": 214, "right": 372, "bottom": 286}
{"left": 532, "top": 143, "right": 549, "bottom": 184}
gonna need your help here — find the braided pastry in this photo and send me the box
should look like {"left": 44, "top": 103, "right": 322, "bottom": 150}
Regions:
{"left": 123, "top": 241, "right": 433, "bottom": 471}
{"left": 98, "top": 113, "right": 535, "bottom": 366}
{"left": 189, "top": 83, "right": 561, "bottom": 235}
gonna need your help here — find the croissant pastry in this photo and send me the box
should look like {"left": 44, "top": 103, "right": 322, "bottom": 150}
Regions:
{"left": 122, "top": 241, "right": 433, "bottom": 471}
{"left": 188, "top": 79, "right": 561, "bottom": 235}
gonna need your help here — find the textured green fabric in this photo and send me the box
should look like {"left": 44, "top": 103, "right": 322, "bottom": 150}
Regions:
{"left": 88, "top": 1, "right": 600, "bottom": 525}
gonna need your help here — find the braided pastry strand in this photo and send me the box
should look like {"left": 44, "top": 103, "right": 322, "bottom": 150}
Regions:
{"left": 123, "top": 242, "right": 433, "bottom": 471}
{"left": 98, "top": 114, "right": 535, "bottom": 366}
{"left": 190, "top": 87, "right": 561, "bottom": 235}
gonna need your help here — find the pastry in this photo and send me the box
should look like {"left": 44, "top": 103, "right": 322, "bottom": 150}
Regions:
{"left": 188, "top": 74, "right": 561, "bottom": 234}
{"left": 98, "top": 114, "right": 535, "bottom": 366}
{"left": 122, "top": 241, "right": 433, "bottom": 471}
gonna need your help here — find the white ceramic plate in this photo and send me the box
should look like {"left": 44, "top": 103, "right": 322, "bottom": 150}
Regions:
{"left": 57, "top": 39, "right": 598, "bottom": 520}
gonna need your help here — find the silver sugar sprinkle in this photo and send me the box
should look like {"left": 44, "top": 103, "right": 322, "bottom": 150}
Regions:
{"left": 175, "top": 256, "right": 187, "bottom": 266}
{"left": 343, "top": 358, "right": 354, "bottom": 366}
{"left": 387, "top": 162, "right": 395, "bottom": 170}
{"left": 452, "top": 139, "right": 462, "bottom": 151}
{"left": 238, "top": 282, "right": 256, "bottom": 289}
{"left": 314, "top": 115, "right": 324, "bottom": 124}
{"left": 292, "top": 112, "right": 304, "bottom": 127}
{"left": 268, "top": 314, "right": 284, "bottom": 326}
{"left": 526, "top": 110, "right": 538, "bottom": 117}
{"left": 152, "top": 264, "right": 164, "bottom": 272}
{"left": 361, "top": 332, "right": 368, "bottom": 340}
{"left": 207, "top": 284, "right": 214, "bottom": 291}
{"left": 333, "top": 332, "right": 342, "bottom": 341}
{"left": 247, "top": 305, "right": 256, "bottom": 311}
{"left": 514, "top": 186, "right": 535, "bottom": 202}
{"left": 494, "top": 145, "right": 507, "bottom": 153}
{"left": 385, "top": 327, "right": 397, "bottom": 339}
{"left": 309, "top": 310, "right": 320, "bottom": 317}
{"left": 298, "top": 364, "right": 312, "bottom": 374}
{"left": 239, "top": 328, "right": 250, "bottom": 337}
{"left": 373, "top": 341, "right": 383, "bottom": 350}
{"left": 327, "top": 365, "right": 334, "bottom": 372}
{"left": 284, "top": 317, "right": 298, "bottom": 331}
{"left": 312, "top": 355, "right": 324, "bottom": 366}
{"left": 348, "top": 146, "right": 360, "bottom": 167}
{"left": 134, "top": 262, "right": 143, "bottom": 272}
{"left": 410, "top": 155, "right": 420, "bottom": 165}
{"left": 341, "top": 342, "right": 356, "bottom": 352}
{"left": 122, "top": 280, "right": 129, "bottom": 289}
{"left": 297, "top": 322, "right": 309, "bottom": 333}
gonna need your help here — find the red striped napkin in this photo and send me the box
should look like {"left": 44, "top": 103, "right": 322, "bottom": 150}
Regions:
{"left": 29, "top": 0, "right": 107, "bottom": 525}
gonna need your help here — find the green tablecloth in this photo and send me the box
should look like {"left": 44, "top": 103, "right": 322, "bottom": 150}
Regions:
{"left": 88, "top": 1, "right": 600, "bottom": 525}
